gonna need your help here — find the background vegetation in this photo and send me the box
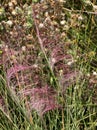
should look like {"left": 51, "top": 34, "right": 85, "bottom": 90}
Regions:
{"left": 0, "top": 0, "right": 97, "bottom": 130}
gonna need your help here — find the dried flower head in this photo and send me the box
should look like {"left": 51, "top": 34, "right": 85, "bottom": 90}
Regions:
{"left": 6, "top": 20, "right": 13, "bottom": 26}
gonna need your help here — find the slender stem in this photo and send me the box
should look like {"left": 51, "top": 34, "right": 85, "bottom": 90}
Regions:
{"left": 32, "top": 8, "right": 59, "bottom": 88}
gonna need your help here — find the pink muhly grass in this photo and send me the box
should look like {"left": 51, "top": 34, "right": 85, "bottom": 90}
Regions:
{"left": 49, "top": 47, "right": 72, "bottom": 70}
{"left": 0, "top": 3, "right": 81, "bottom": 118}
{"left": 18, "top": 86, "right": 61, "bottom": 116}
{"left": 6, "top": 64, "right": 38, "bottom": 81}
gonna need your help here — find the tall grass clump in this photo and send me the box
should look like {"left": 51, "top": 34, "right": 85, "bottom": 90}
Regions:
{"left": 0, "top": 0, "right": 97, "bottom": 130}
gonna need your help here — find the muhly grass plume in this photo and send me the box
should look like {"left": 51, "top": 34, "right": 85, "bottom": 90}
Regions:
{"left": 2, "top": 45, "right": 62, "bottom": 116}
{"left": 0, "top": 2, "right": 82, "bottom": 117}
{"left": 18, "top": 86, "right": 60, "bottom": 116}
{"left": 6, "top": 64, "right": 37, "bottom": 86}
{"left": 0, "top": 1, "right": 97, "bottom": 130}
{"left": 49, "top": 46, "right": 70, "bottom": 70}
{"left": 1, "top": 44, "right": 80, "bottom": 116}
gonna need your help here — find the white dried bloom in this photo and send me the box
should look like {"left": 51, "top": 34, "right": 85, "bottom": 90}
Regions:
{"left": 44, "top": 12, "right": 49, "bottom": 17}
{"left": 39, "top": 23, "right": 44, "bottom": 28}
{"left": 6, "top": 20, "right": 13, "bottom": 26}
{"left": 74, "top": 86, "right": 78, "bottom": 90}
{"left": 67, "top": 60, "right": 76, "bottom": 66}
{"left": 85, "top": 0, "right": 92, "bottom": 5}
{"left": 78, "top": 15, "right": 83, "bottom": 21}
{"left": 93, "top": 71, "right": 97, "bottom": 76}
{"left": 12, "top": 0, "right": 17, "bottom": 5}
{"left": 93, "top": 5, "right": 97, "bottom": 10}
{"left": 12, "top": 10, "right": 17, "bottom": 15}
{"left": 51, "top": 58, "right": 56, "bottom": 64}
{"left": 33, "top": 64, "right": 38, "bottom": 68}
{"left": 28, "top": 10, "right": 32, "bottom": 15}
{"left": 59, "top": 0, "right": 64, "bottom": 2}
{"left": 59, "top": 69, "right": 63, "bottom": 76}
{"left": 67, "top": 61, "right": 73, "bottom": 66}
{"left": 60, "top": 20, "right": 66, "bottom": 25}
{"left": 8, "top": 2, "right": 13, "bottom": 7}
{"left": 87, "top": 73, "right": 90, "bottom": 77}
{"left": 55, "top": 28, "right": 60, "bottom": 32}
{"left": 36, "top": 15, "right": 39, "bottom": 19}
{"left": 4, "top": 45, "right": 8, "bottom": 52}
{"left": 22, "top": 46, "right": 26, "bottom": 51}
{"left": 76, "top": 56, "right": 79, "bottom": 58}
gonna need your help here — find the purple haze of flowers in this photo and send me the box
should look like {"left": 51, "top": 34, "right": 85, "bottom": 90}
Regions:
{"left": 6, "top": 64, "right": 37, "bottom": 82}
{"left": 18, "top": 86, "right": 61, "bottom": 116}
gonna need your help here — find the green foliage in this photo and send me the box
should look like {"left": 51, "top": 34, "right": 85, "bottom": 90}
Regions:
{"left": 0, "top": 7, "right": 6, "bottom": 22}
